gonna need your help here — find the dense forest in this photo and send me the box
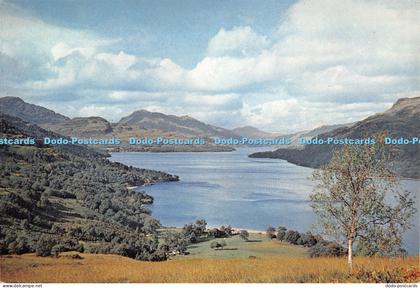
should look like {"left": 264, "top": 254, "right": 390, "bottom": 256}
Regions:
{"left": 0, "top": 113, "right": 179, "bottom": 260}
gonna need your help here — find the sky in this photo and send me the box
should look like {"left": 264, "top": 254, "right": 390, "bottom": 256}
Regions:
{"left": 0, "top": 0, "right": 419, "bottom": 132}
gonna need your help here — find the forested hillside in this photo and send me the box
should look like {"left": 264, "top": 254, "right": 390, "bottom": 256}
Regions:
{"left": 0, "top": 113, "right": 178, "bottom": 260}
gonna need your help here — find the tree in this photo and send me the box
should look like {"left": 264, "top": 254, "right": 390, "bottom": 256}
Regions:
{"left": 224, "top": 225, "right": 233, "bottom": 236}
{"left": 276, "top": 226, "right": 287, "bottom": 242}
{"left": 266, "top": 226, "right": 276, "bottom": 239}
{"left": 194, "top": 219, "right": 207, "bottom": 236}
{"left": 182, "top": 219, "right": 207, "bottom": 243}
{"left": 239, "top": 230, "right": 249, "bottom": 241}
{"left": 36, "top": 236, "right": 55, "bottom": 257}
{"left": 161, "top": 232, "right": 188, "bottom": 256}
{"left": 284, "top": 230, "right": 300, "bottom": 244}
{"left": 298, "top": 232, "right": 317, "bottom": 247}
{"left": 310, "top": 139, "right": 416, "bottom": 271}
{"left": 309, "top": 240, "right": 346, "bottom": 257}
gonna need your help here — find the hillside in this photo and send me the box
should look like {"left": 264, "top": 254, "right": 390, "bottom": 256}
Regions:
{"left": 1, "top": 253, "right": 417, "bottom": 283}
{"left": 250, "top": 97, "right": 420, "bottom": 179}
{"left": 0, "top": 96, "right": 69, "bottom": 124}
{"left": 0, "top": 113, "right": 178, "bottom": 260}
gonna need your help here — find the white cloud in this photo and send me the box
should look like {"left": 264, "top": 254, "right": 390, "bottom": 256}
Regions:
{"left": 185, "top": 0, "right": 420, "bottom": 94}
{"left": 51, "top": 42, "right": 96, "bottom": 61}
{"left": 206, "top": 26, "right": 270, "bottom": 57}
{"left": 1, "top": 0, "right": 419, "bottom": 131}
{"left": 241, "top": 99, "right": 392, "bottom": 132}
{"left": 95, "top": 52, "right": 138, "bottom": 70}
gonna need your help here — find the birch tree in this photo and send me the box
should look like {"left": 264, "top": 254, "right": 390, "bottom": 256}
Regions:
{"left": 310, "top": 139, "right": 416, "bottom": 271}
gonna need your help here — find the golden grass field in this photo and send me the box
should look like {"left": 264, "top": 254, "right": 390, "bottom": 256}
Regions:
{"left": 1, "top": 252, "right": 419, "bottom": 283}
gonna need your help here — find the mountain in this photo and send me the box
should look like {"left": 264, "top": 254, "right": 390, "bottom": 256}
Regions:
{"left": 250, "top": 97, "right": 420, "bottom": 179}
{"left": 231, "top": 126, "right": 279, "bottom": 138}
{"left": 118, "top": 109, "right": 237, "bottom": 138}
{"left": 0, "top": 96, "right": 69, "bottom": 124}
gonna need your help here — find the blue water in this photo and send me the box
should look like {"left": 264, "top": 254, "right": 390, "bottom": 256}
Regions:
{"left": 110, "top": 148, "right": 419, "bottom": 254}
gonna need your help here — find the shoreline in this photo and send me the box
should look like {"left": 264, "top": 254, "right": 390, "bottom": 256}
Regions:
{"left": 172, "top": 225, "right": 266, "bottom": 235}
{"left": 231, "top": 227, "right": 265, "bottom": 234}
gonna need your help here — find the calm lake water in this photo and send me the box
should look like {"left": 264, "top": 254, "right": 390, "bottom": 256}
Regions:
{"left": 110, "top": 148, "right": 419, "bottom": 254}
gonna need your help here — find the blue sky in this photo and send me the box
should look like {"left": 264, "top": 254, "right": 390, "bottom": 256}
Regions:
{"left": 1, "top": 0, "right": 419, "bottom": 132}
{"left": 12, "top": 0, "right": 295, "bottom": 68}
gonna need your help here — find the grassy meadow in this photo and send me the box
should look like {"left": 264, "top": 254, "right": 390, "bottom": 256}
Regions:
{"left": 1, "top": 233, "right": 419, "bottom": 283}
{"left": 176, "top": 232, "right": 308, "bottom": 259}
{"left": 1, "top": 253, "right": 418, "bottom": 283}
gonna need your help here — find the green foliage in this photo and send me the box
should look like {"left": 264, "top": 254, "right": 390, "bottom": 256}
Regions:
{"left": 208, "top": 225, "right": 233, "bottom": 239}
{"left": 266, "top": 226, "right": 276, "bottom": 239}
{"left": 239, "top": 230, "right": 249, "bottom": 241}
{"left": 284, "top": 230, "right": 300, "bottom": 244}
{"left": 160, "top": 232, "right": 188, "bottom": 256}
{"left": 36, "top": 236, "right": 56, "bottom": 257}
{"left": 182, "top": 219, "right": 207, "bottom": 243}
{"left": 276, "top": 226, "right": 287, "bottom": 241}
{"left": 310, "top": 137, "right": 416, "bottom": 264}
{"left": 7, "top": 235, "right": 32, "bottom": 255}
{"left": 309, "top": 240, "right": 347, "bottom": 257}
{"left": 0, "top": 131, "right": 177, "bottom": 261}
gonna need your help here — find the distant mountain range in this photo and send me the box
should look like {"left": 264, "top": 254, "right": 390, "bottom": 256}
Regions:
{"left": 0, "top": 96, "right": 349, "bottom": 142}
{"left": 0, "top": 97, "right": 237, "bottom": 152}
{"left": 0, "top": 96, "right": 299, "bottom": 152}
{"left": 250, "top": 97, "right": 420, "bottom": 179}
{"left": 1, "top": 96, "right": 418, "bottom": 175}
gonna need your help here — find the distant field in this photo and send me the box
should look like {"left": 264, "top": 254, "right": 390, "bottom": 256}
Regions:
{"left": 1, "top": 252, "right": 418, "bottom": 283}
{"left": 178, "top": 233, "right": 308, "bottom": 259}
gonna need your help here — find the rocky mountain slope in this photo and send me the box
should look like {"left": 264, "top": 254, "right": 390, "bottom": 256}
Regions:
{"left": 0, "top": 96, "right": 69, "bottom": 124}
{"left": 42, "top": 117, "right": 113, "bottom": 137}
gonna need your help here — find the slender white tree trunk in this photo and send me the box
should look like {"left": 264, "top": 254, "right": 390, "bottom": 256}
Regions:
{"left": 347, "top": 238, "right": 353, "bottom": 272}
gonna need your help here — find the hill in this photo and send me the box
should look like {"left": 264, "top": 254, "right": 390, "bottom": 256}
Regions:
{"left": 250, "top": 97, "right": 420, "bottom": 179}
{"left": 42, "top": 117, "right": 113, "bottom": 137}
{"left": 118, "top": 109, "right": 237, "bottom": 138}
{"left": 0, "top": 96, "right": 69, "bottom": 124}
